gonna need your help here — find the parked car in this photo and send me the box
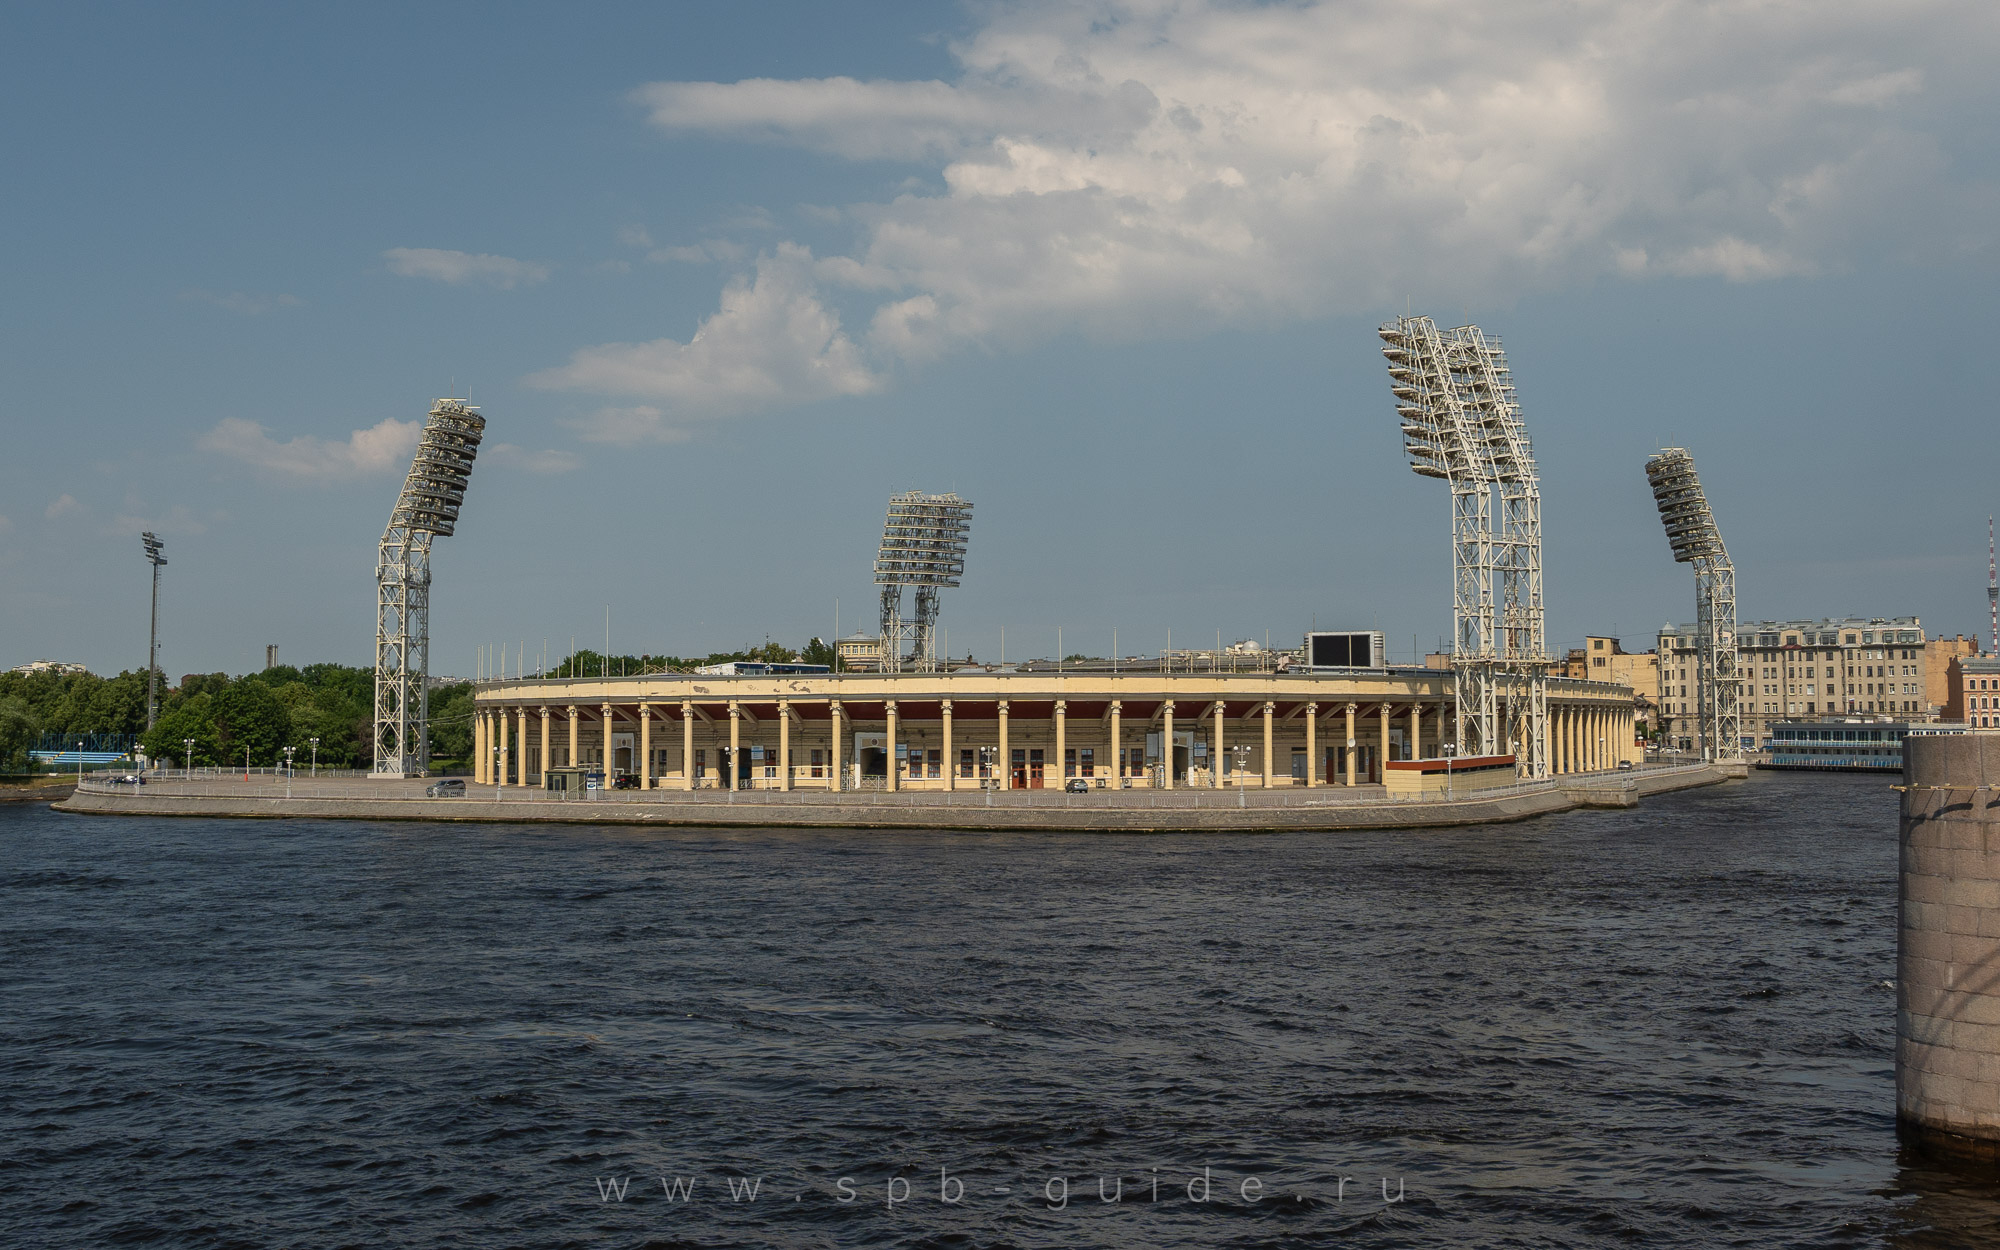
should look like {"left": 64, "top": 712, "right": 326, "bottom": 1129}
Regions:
{"left": 1063, "top": 777, "right": 1090, "bottom": 793}
{"left": 611, "top": 774, "right": 638, "bottom": 790}
{"left": 112, "top": 774, "right": 144, "bottom": 785}
{"left": 1616, "top": 760, "right": 1635, "bottom": 771}
{"left": 426, "top": 778, "right": 466, "bottom": 797}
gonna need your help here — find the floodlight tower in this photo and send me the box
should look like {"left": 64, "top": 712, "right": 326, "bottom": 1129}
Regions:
{"left": 1645, "top": 448, "right": 1740, "bottom": 761}
{"left": 141, "top": 531, "right": 166, "bottom": 731}
{"left": 1380, "top": 316, "right": 1498, "bottom": 756}
{"left": 374, "top": 398, "right": 484, "bottom": 776}
{"left": 1453, "top": 325, "right": 1549, "bottom": 778}
{"left": 873, "top": 492, "right": 972, "bottom": 673}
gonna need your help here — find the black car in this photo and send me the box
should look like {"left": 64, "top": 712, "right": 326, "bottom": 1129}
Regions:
{"left": 426, "top": 778, "right": 466, "bottom": 797}
{"left": 1063, "top": 777, "right": 1090, "bottom": 794}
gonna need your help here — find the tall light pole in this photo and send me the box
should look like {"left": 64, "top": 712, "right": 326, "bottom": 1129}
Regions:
{"left": 309, "top": 737, "right": 320, "bottom": 777}
{"left": 183, "top": 737, "right": 194, "bottom": 778}
{"left": 1645, "top": 449, "right": 1741, "bottom": 762}
{"left": 376, "top": 398, "right": 485, "bottom": 777}
{"left": 141, "top": 532, "right": 166, "bottom": 730}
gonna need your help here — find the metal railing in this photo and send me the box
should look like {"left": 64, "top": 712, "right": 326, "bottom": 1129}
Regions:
{"left": 73, "top": 761, "right": 1715, "bottom": 808}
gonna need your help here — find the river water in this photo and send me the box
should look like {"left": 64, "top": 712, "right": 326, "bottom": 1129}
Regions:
{"left": 6, "top": 770, "right": 2000, "bottom": 1247}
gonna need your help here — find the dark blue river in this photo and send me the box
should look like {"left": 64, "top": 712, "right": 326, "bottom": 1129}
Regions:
{"left": 6, "top": 771, "right": 2000, "bottom": 1247}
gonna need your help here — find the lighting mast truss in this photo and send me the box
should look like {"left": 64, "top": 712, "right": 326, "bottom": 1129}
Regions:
{"left": 1381, "top": 316, "right": 1499, "bottom": 758}
{"left": 374, "top": 399, "right": 484, "bottom": 776}
{"left": 1644, "top": 448, "right": 1740, "bottom": 762}
{"left": 1456, "top": 325, "right": 1549, "bottom": 779}
{"left": 873, "top": 492, "right": 973, "bottom": 674}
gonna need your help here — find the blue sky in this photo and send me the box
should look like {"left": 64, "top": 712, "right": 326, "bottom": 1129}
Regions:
{"left": 3, "top": 0, "right": 1996, "bottom": 678}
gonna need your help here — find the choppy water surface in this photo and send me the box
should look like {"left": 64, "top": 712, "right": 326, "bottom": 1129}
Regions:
{"left": 6, "top": 771, "right": 2000, "bottom": 1247}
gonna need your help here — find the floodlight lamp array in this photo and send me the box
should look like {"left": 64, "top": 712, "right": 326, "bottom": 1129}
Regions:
{"left": 1645, "top": 448, "right": 1725, "bottom": 564}
{"left": 141, "top": 531, "right": 166, "bottom": 566}
{"left": 873, "top": 492, "right": 973, "bottom": 587}
{"left": 1379, "top": 325, "right": 1450, "bottom": 479}
{"left": 393, "top": 400, "right": 485, "bottom": 538}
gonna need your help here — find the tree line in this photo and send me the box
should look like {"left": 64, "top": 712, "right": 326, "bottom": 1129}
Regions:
{"left": 0, "top": 638, "right": 838, "bottom": 773}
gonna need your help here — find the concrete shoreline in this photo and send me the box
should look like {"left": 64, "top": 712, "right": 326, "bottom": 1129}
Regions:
{"left": 54, "top": 763, "right": 1739, "bottom": 832}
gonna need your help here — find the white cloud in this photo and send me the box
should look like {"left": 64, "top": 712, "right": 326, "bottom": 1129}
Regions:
{"left": 383, "top": 247, "right": 550, "bottom": 289}
{"left": 199, "top": 417, "right": 420, "bottom": 481}
{"left": 180, "top": 289, "right": 303, "bottom": 315}
{"left": 613, "top": 0, "right": 1996, "bottom": 371}
{"left": 109, "top": 503, "right": 216, "bottom": 538}
{"left": 647, "top": 239, "right": 748, "bottom": 264}
{"left": 528, "top": 245, "right": 880, "bottom": 440}
{"left": 487, "top": 443, "right": 583, "bottom": 473}
{"left": 45, "top": 494, "right": 78, "bottom": 520}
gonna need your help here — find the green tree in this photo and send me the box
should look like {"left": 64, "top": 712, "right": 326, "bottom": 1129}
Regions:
{"left": 0, "top": 697, "right": 37, "bottom": 772}
{"left": 428, "top": 682, "right": 474, "bottom": 765}
{"left": 144, "top": 692, "right": 218, "bottom": 766}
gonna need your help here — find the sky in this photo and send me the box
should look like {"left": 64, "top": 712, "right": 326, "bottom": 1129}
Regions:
{"left": 3, "top": 0, "right": 1997, "bottom": 680}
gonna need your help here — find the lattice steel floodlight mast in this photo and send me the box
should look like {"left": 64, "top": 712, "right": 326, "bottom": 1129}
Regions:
{"left": 374, "top": 399, "right": 484, "bottom": 776}
{"left": 1645, "top": 448, "right": 1740, "bottom": 762}
{"left": 1454, "top": 325, "right": 1549, "bottom": 779}
{"left": 1381, "top": 317, "right": 1498, "bottom": 757}
{"left": 141, "top": 532, "right": 166, "bottom": 732}
{"left": 873, "top": 492, "right": 972, "bottom": 673}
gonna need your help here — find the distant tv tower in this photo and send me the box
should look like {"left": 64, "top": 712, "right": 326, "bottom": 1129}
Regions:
{"left": 1989, "top": 515, "right": 1997, "bottom": 655}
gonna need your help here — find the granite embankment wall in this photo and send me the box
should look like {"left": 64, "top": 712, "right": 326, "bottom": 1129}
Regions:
{"left": 55, "top": 764, "right": 1736, "bottom": 833}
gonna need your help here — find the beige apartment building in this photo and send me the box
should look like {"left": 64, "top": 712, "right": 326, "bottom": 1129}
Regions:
{"left": 1928, "top": 635, "right": 1981, "bottom": 711}
{"left": 1564, "top": 637, "right": 1660, "bottom": 736}
{"left": 1657, "top": 616, "right": 1930, "bottom": 750}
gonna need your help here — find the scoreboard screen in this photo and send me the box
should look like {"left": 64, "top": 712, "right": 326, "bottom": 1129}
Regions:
{"left": 1305, "top": 631, "right": 1384, "bottom": 669}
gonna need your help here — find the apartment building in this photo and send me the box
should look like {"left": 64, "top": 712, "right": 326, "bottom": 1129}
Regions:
{"left": 1657, "top": 617, "right": 1929, "bottom": 749}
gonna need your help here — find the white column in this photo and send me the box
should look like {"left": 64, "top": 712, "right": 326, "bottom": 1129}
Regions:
{"left": 681, "top": 701, "right": 695, "bottom": 790}
{"left": 885, "top": 700, "right": 898, "bottom": 792}
{"left": 1264, "top": 701, "right": 1276, "bottom": 788}
{"left": 1054, "top": 700, "right": 1066, "bottom": 787}
{"left": 1344, "top": 702, "right": 1357, "bottom": 786}
{"left": 638, "top": 702, "right": 652, "bottom": 790}
{"left": 601, "top": 704, "right": 614, "bottom": 782}
{"left": 538, "top": 709, "right": 550, "bottom": 786}
{"left": 998, "top": 700, "right": 1010, "bottom": 788}
{"left": 830, "top": 701, "right": 843, "bottom": 791}
{"left": 1162, "top": 701, "right": 1175, "bottom": 790}
{"left": 728, "top": 701, "right": 740, "bottom": 790}
{"left": 1108, "top": 700, "right": 1122, "bottom": 786}
{"left": 942, "top": 700, "right": 955, "bottom": 791}
{"left": 567, "top": 707, "right": 578, "bottom": 770}
{"left": 1305, "top": 702, "right": 1318, "bottom": 786}
{"left": 779, "top": 700, "right": 792, "bottom": 792}
{"left": 1213, "top": 701, "right": 1226, "bottom": 788}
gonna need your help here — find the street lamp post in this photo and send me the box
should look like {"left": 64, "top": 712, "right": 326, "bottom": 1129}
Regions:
{"left": 1442, "top": 741, "right": 1458, "bottom": 800}
{"left": 980, "top": 744, "right": 996, "bottom": 806}
{"left": 284, "top": 747, "right": 295, "bottom": 798}
{"left": 309, "top": 737, "right": 319, "bottom": 777}
{"left": 184, "top": 738, "right": 194, "bottom": 779}
{"left": 1233, "top": 743, "right": 1251, "bottom": 808}
{"left": 141, "top": 532, "right": 166, "bottom": 731}
{"left": 76, "top": 740, "right": 84, "bottom": 788}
